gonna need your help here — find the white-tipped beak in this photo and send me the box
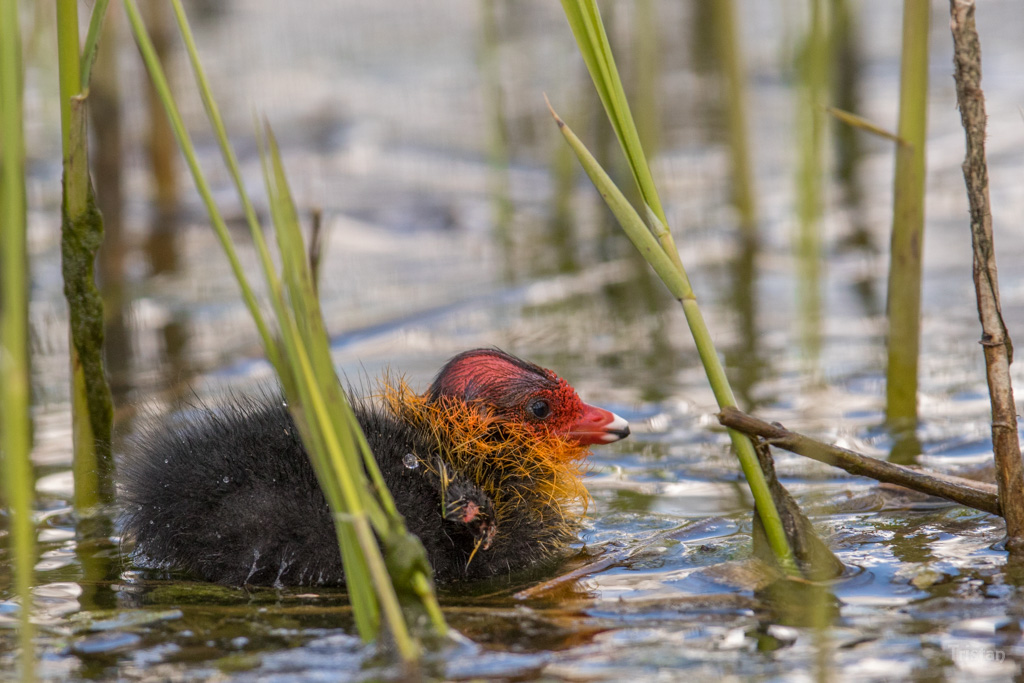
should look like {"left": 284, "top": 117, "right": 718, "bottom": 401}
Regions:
{"left": 597, "top": 411, "right": 630, "bottom": 443}
{"left": 568, "top": 404, "right": 631, "bottom": 445}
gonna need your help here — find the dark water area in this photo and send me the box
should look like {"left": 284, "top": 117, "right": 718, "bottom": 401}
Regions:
{"left": 4, "top": 0, "right": 1024, "bottom": 680}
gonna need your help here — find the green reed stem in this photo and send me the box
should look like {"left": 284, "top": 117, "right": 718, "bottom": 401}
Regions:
{"left": 258, "top": 129, "right": 402, "bottom": 642}
{"left": 711, "top": 0, "right": 757, "bottom": 235}
{"left": 556, "top": 0, "right": 797, "bottom": 573}
{"left": 559, "top": 0, "right": 682, "bottom": 272}
{"left": 632, "top": 0, "right": 660, "bottom": 157}
{"left": 885, "top": 0, "right": 930, "bottom": 432}
{"left": 478, "top": 0, "right": 514, "bottom": 266}
{"left": 57, "top": 0, "right": 115, "bottom": 514}
{"left": 1, "top": 0, "right": 37, "bottom": 678}
{"left": 547, "top": 100, "right": 796, "bottom": 574}
{"left": 795, "top": 0, "right": 828, "bottom": 382}
{"left": 173, "top": 0, "right": 402, "bottom": 528}
{"left": 124, "top": 0, "right": 445, "bottom": 656}
{"left": 56, "top": 0, "right": 81, "bottom": 158}
{"left": 80, "top": 0, "right": 111, "bottom": 86}
{"left": 122, "top": 0, "right": 379, "bottom": 631}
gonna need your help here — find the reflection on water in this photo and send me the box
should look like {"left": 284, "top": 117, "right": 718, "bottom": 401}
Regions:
{"left": 795, "top": 0, "right": 828, "bottom": 388}
{"left": 5, "top": 0, "right": 1024, "bottom": 680}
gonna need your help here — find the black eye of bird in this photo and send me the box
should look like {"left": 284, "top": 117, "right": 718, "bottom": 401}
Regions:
{"left": 528, "top": 399, "right": 551, "bottom": 419}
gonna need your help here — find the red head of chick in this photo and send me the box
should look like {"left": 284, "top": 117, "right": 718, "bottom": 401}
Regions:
{"left": 426, "top": 348, "right": 630, "bottom": 445}
{"left": 120, "top": 348, "right": 629, "bottom": 587}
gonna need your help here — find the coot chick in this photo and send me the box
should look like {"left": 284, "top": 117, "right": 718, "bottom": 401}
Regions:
{"left": 120, "top": 349, "right": 629, "bottom": 587}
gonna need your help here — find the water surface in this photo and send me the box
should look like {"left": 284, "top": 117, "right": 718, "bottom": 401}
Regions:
{"left": 4, "top": 1, "right": 1024, "bottom": 680}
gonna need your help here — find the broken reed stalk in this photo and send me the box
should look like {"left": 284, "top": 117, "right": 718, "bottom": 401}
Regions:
{"left": 825, "top": 107, "right": 903, "bottom": 146}
{"left": 884, "top": 0, "right": 930, "bottom": 432}
{"left": 718, "top": 407, "right": 1001, "bottom": 516}
{"left": 1, "top": 0, "right": 37, "bottom": 677}
{"left": 56, "top": 0, "right": 116, "bottom": 515}
{"left": 949, "top": 0, "right": 1024, "bottom": 547}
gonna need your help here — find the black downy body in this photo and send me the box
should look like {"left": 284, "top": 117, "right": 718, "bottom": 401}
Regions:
{"left": 119, "top": 350, "right": 604, "bottom": 587}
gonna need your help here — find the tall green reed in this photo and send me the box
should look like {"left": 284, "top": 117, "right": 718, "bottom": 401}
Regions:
{"left": 1, "top": 0, "right": 36, "bottom": 678}
{"left": 795, "top": 0, "right": 829, "bottom": 383}
{"left": 556, "top": 0, "right": 797, "bottom": 573}
{"left": 631, "top": 0, "right": 660, "bottom": 157}
{"left": 123, "top": 0, "right": 446, "bottom": 659}
{"left": 56, "top": 0, "right": 116, "bottom": 518}
{"left": 885, "top": 0, "right": 930, "bottom": 436}
{"left": 140, "top": 2, "right": 178, "bottom": 213}
{"left": 711, "top": 0, "right": 756, "bottom": 236}
{"left": 707, "top": 0, "right": 762, "bottom": 409}
{"left": 479, "top": 0, "right": 514, "bottom": 276}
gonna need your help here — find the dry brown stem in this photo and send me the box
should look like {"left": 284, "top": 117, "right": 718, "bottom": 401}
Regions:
{"left": 949, "top": 0, "right": 1024, "bottom": 547}
{"left": 718, "top": 407, "right": 1001, "bottom": 517}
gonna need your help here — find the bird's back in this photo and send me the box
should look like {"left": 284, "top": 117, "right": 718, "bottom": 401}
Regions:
{"left": 119, "top": 395, "right": 568, "bottom": 587}
{"left": 120, "top": 397, "right": 346, "bottom": 586}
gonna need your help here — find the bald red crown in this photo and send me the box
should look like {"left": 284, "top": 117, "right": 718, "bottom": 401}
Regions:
{"left": 427, "top": 349, "right": 629, "bottom": 446}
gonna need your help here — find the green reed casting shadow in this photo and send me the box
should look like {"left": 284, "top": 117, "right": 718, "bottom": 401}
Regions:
{"left": 1, "top": 1, "right": 37, "bottom": 679}
{"left": 555, "top": 0, "right": 797, "bottom": 574}
{"left": 123, "top": 0, "right": 446, "bottom": 660}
